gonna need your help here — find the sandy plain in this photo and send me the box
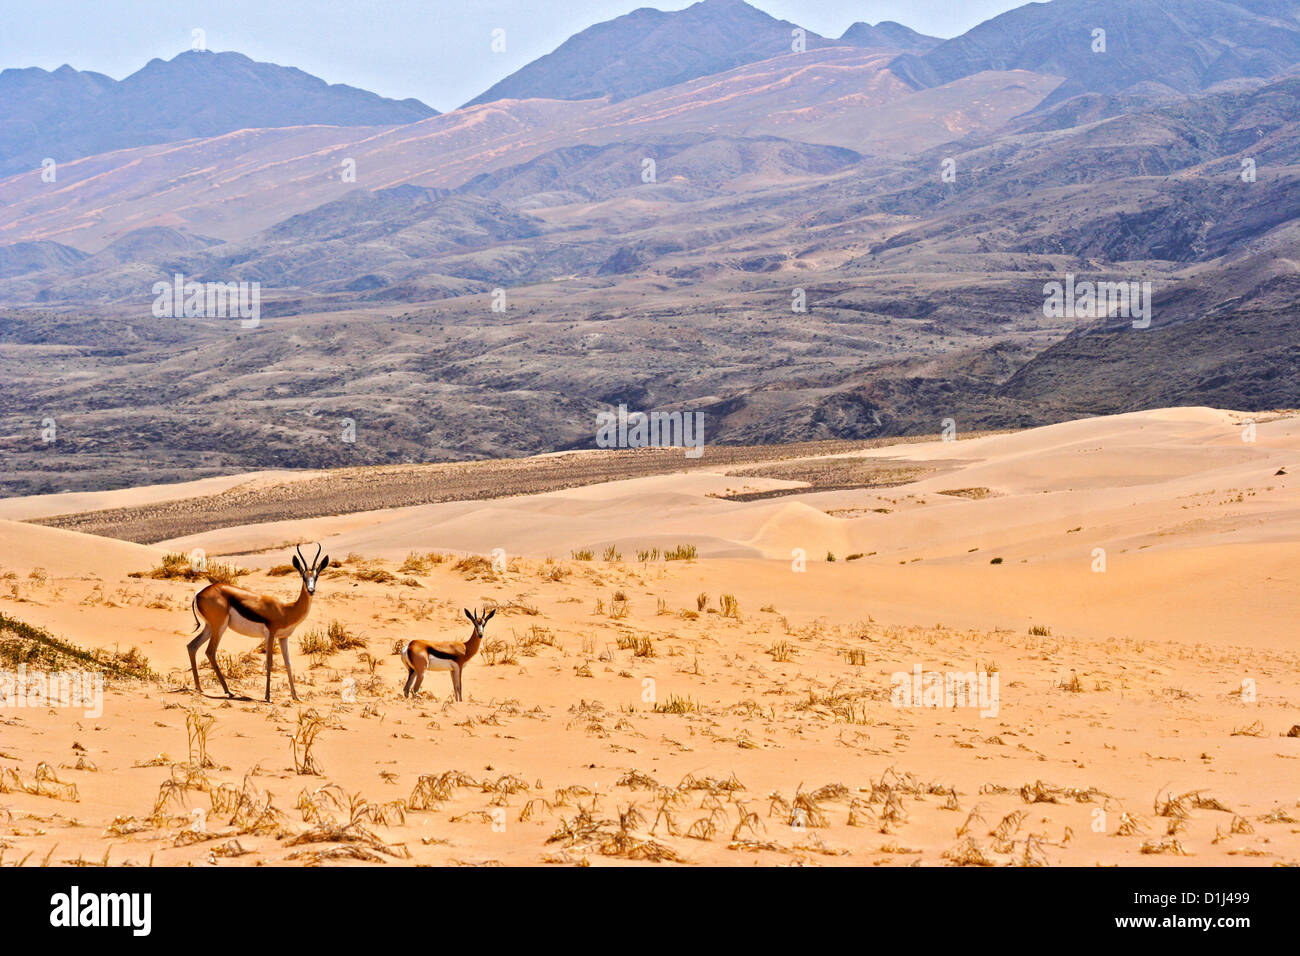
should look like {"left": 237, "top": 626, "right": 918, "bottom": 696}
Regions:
{"left": 0, "top": 407, "right": 1296, "bottom": 866}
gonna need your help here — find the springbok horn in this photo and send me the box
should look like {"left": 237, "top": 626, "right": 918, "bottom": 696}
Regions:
{"left": 296, "top": 543, "right": 306, "bottom": 567}
{"left": 313, "top": 543, "right": 323, "bottom": 568}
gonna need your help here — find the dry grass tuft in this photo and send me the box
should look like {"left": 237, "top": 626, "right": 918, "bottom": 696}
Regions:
{"left": 408, "top": 771, "right": 479, "bottom": 809}
{"left": 678, "top": 772, "right": 745, "bottom": 795}
{"left": 616, "top": 769, "right": 660, "bottom": 790}
{"left": 547, "top": 802, "right": 684, "bottom": 863}
{"left": 285, "top": 821, "right": 411, "bottom": 859}
{"left": 185, "top": 710, "right": 217, "bottom": 769}
{"left": 300, "top": 620, "right": 366, "bottom": 663}
{"left": 452, "top": 555, "right": 496, "bottom": 578}
{"left": 131, "top": 553, "right": 246, "bottom": 584}
{"left": 0, "top": 762, "right": 79, "bottom": 802}
{"left": 1114, "top": 812, "right": 1148, "bottom": 836}
{"left": 1139, "top": 838, "right": 1189, "bottom": 856}
{"left": 354, "top": 566, "right": 397, "bottom": 584}
{"left": 399, "top": 551, "right": 446, "bottom": 574}
{"left": 767, "top": 641, "right": 794, "bottom": 662}
{"left": 654, "top": 694, "right": 698, "bottom": 714}
{"left": 1020, "top": 780, "right": 1106, "bottom": 805}
{"left": 218, "top": 778, "right": 287, "bottom": 836}
{"left": 607, "top": 592, "right": 630, "bottom": 620}
{"left": 943, "top": 837, "right": 997, "bottom": 866}
{"left": 616, "top": 634, "right": 655, "bottom": 657}
{"left": 291, "top": 710, "right": 328, "bottom": 776}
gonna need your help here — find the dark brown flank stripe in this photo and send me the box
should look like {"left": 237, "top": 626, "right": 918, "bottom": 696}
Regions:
{"left": 228, "top": 595, "right": 271, "bottom": 626}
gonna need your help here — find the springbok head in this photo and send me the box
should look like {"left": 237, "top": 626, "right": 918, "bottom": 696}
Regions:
{"left": 292, "top": 543, "right": 331, "bottom": 596}
{"left": 464, "top": 606, "right": 497, "bottom": 639}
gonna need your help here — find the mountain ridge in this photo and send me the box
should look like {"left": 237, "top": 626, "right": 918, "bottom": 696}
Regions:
{"left": 0, "top": 50, "right": 437, "bottom": 177}
{"left": 1, "top": 0, "right": 1299, "bottom": 494}
{"left": 889, "top": 0, "right": 1300, "bottom": 107}
{"left": 463, "top": 0, "right": 831, "bottom": 107}
{"left": 839, "top": 20, "right": 941, "bottom": 52}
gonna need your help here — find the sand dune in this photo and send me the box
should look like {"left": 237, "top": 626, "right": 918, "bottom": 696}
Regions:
{"left": 105, "top": 406, "right": 1291, "bottom": 654}
{"left": 1, "top": 409, "right": 1297, "bottom": 867}
{"left": 148, "top": 406, "right": 1295, "bottom": 567}
{"left": 0, "top": 470, "right": 324, "bottom": 523}
{"left": 0, "top": 519, "right": 162, "bottom": 578}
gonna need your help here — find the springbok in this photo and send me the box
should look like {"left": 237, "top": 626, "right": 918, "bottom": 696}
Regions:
{"left": 400, "top": 607, "right": 495, "bottom": 701}
{"left": 187, "top": 543, "right": 330, "bottom": 702}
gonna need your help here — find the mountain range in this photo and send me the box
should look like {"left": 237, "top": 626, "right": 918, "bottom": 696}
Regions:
{"left": 1, "top": 0, "right": 1298, "bottom": 494}
{"left": 465, "top": 0, "right": 940, "bottom": 107}
{"left": 0, "top": 50, "right": 436, "bottom": 177}
{"left": 890, "top": 0, "right": 1300, "bottom": 106}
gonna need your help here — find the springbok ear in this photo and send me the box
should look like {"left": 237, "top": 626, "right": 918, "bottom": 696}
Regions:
{"left": 484, "top": 608, "right": 496, "bottom": 622}
{"left": 292, "top": 556, "right": 304, "bottom": 573}
{"left": 318, "top": 556, "right": 330, "bottom": 572}
{"left": 464, "top": 608, "right": 474, "bottom": 622}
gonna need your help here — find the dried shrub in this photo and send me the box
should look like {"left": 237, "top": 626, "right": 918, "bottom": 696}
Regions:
{"left": 616, "top": 634, "right": 654, "bottom": 657}
{"left": 291, "top": 710, "right": 328, "bottom": 776}
{"left": 409, "top": 771, "right": 479, "bottom": 809}
{"left": 131, "top": 553, "right": 245, "bottom": 584}
{"left": 719, "top": 594, "right": 741, "bottom": 619}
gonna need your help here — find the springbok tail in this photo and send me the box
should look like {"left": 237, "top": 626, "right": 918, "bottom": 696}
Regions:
{"left": 400, "top": 643, "right": 414, "bottom": 672}
{"left": 190, "top": 593, "right": 202, "bottom": 634}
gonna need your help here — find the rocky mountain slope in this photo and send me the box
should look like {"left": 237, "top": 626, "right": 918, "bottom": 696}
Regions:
{"left": 0, "top": 0, "right": 1297, "bottom": 494}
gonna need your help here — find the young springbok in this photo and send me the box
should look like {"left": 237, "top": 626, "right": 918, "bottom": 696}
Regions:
{"left": 401, "top": 607, "right": 495, "bottom": 701}
{"left": 187, "top": 543, "right": 330, "bottom": 702}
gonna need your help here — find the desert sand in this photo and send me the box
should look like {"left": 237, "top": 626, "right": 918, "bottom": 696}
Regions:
{"left": 0, "top": 407, "right": 1297, "bottom": 866}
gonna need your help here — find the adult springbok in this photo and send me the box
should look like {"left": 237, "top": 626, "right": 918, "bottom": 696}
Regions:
{"left": 400, "top": 607, "right": 495, "bottom": 701}
{"left": 187, "top": 544, "right": 330, "bottom": 702}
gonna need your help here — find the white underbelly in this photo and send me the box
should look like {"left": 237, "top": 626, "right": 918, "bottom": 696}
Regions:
{"left": 228, "top": 607, "right": 270, "bottom": 639}
{"left": 425, "top": 657, "right": 457, "bottom": 672}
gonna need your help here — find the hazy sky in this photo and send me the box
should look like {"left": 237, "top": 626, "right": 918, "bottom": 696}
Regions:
{"left": 0, "top": 0, "right": 1024, "bottom": 112}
